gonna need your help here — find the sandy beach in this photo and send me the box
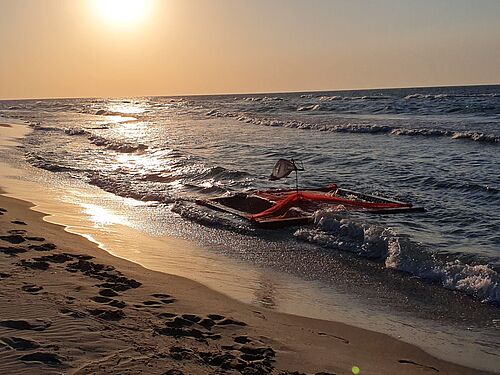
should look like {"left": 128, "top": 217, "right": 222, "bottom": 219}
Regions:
{"left": 0, "top": 189, "right": 495, "bottom": 374}
{"left": 1, "top": 0, "right": 499, "bottom": 372}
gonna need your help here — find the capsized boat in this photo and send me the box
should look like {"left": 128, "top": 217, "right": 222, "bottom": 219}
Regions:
{"left": 195, "top": 184, "right": 425, "bottom": 229}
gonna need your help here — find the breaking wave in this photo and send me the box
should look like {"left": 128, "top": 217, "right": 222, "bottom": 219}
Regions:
{"left": 88, "top": 135, "right": 148, "bottom": 153}
{"left": 171, "top": 201, "right": 254, "bottom": 235}
{"left": 294, "top": 210, "right": 500, "bottom": 304}
{"left": 297, "top": 104, "right": 321, "bottom": 111}
{"left": 87, "top": 172, "right": 176, "bottom": 204}
{"left": 64, "top": 128, "right": 90, "bottom": 136}
{"left": 404, "top": 93, "right": 499, "bottom": 100}
{"left": 206, "top": 110, "right": 499, "bottom": 144}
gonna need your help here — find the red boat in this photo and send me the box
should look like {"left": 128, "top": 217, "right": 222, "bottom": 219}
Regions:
{"left": 196, "top": 184, "right": 425, "bottom": 229}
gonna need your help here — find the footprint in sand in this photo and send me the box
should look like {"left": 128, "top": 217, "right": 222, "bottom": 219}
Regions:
{"left": 29, "top": 243, "right": 57, "bottom": 252}
{"left": 181, "top": 314, "right": 202, "bottom": 323}
{"left": 216, "top": 318, "right": 247, "bottom": 326}
{"left": 91, "top": 296, "right": 113, "bottom": 303}
{"left": 0, "top": 272, "right": 12, "bottom": 279}
{"left": 150, "top": 293, "right": 176, "bottom": 304}
{"left": 164, "top": 370, "right": 184, "bottom": 375}
{"left": 196, "top": 343, "right": 275, "bottom": 371}
{"left": 0, "top": 246, "right": 27, "bottom": 256}
{"left": 207, "top": 314, "right": 224, "bottom": 321}
{"left": 0, "top": 319, "right": 51, "bottom": 331}
{"left": 169, "top": 343, "right": 281, "bottom": 374}
{"left": 0, "top": 234, "right": 26, "bottom": 244}
{"left": 66, "top": 260, "right": 141, "bottom": 294}
{"left": 20, "top": 352, "right": 63, "bottom": 367}
{"left": 90, "top": 296, "right": 127, "bottom": 309}
{"left": 87, "top": 308, "right": 125, "bottom": 321}
{"left": 25, "top": 236, "right": 45, "bottom": 242}
{"left": 99, "top": 288, "right": 119, "bottom": 297}
{"left": 169, "top": 346, "right": 195, "bottom": 360}
{"left": 151, "top": 293, "right": 171, "bottom": 298}
{"left": 158, "top": 312, "right": 177, "bottom": 319}
{"left": 18, "top": 259, "right": 50, "bottom": 270}
{"left": 0, "top": 208, "right": 7, "bottom": 215}
{"left": 156, "top": 314, "right": 222, "bottom": 340}
{"left": 158, "top": 325, "right": 220, "bottom": 340}
{"left": 8, "top": 229, "right": 26, "bottom": 235}
{"left": 398, "top": 359, "right": 440, "bottom": 372}
{"left": 134, "top": 302, "right": 159, "bottom": 309}
{"left": 59, "top": 308, "right": 86, "bottom": 319}
{"left": 157, "top": 313, "right": 248, "bottom": 342}
{"left": 21, "top": 284, "right": 44, "bottom": 293}
{"left": 11, "top": 220, "right": 27, "bottom": 225}
{"left": 317, "top": 331, "right": 349, "bottom": 344}
{"left": 199, "top": 314, "right": 247, "bottom": 329}
{"left": 234, "top": 335, "right": 252, "bottom": 344}
{"left": 0, "top": 336, "right": 40, "bottom": 351}
{"left": 108, "top": 300, "right": 127, "bottom": 308}
{"left": 36, "top": 253, "right": 74, "bottom": 264}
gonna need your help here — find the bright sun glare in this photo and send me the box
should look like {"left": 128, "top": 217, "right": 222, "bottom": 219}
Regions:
{"left": 93, "top": 0, "right": 150, "bottom": 26}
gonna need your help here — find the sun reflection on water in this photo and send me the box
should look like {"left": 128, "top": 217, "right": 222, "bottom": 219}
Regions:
{"left": 107, "top": 101, "right": 148, "bottom": 115}
{"left": 82, "top": 203, "right": 129, "bottom": 227}
{"left": 116, "top": 152, "right": 163, "bottom": 171}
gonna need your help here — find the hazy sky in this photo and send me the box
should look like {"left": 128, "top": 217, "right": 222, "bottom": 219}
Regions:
{"left": 0, "top": 0, "right": 499, "bottom": 99}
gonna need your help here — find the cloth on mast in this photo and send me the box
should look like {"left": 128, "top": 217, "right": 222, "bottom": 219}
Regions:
{"left": 270, "top": 159, "right": 298, "bottom": 180}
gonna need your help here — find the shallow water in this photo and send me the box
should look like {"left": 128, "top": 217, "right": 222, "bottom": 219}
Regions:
{"left": 0, "top": 85, "right": 499, "bottom": 370}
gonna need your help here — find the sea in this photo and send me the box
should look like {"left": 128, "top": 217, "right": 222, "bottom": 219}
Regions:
{"left": 1, "top": 84, "right": 499, "bottom": 371}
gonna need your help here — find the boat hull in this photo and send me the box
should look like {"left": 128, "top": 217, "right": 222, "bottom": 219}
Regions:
{"left": 195, "top": 185, "right": 425, "bottom": 229}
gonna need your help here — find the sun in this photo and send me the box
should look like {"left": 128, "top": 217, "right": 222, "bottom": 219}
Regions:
{"left": 93, "top": 0, "right": 151, "bottom": 26}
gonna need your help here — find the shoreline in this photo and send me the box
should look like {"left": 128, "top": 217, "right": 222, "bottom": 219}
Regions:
{"left": 0, "top": 121, "right": 498, "bottom": 374}
{"left": 0, "top": 192, "right": 495, "bottom": 374}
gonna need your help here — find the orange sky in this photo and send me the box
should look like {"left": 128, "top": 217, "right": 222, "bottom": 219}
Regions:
{"left": 0, "top": 0, "right": 499, "bottom": 99}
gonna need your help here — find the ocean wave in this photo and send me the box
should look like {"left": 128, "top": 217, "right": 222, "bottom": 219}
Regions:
{"left": 319, "top": 95, "right": 343, "bottom": 101}
{"left": 332, "top": 124, "right": 392, "bottom": 133}
{"left": 205, "top": 109, "right": 237, "bottom": 118}
{"left": 295, "top": 210, "right": 500, "bottom": 303}
{"left": 451, "top": 132, "right": 499, "bottom": 143}
{"left": 64, "top": 128, "right": 90, "bottom": 136}
{"left": 410, "top": 175, "right": 499, "bottom": 195}
{"left": 27, "top": 155, "right": 81, "bottom": 173}
{"left": 32, "top": 124, "right": 60, "bottom": 132}
{"left": 385, "top": 237, "right": 500, "bottom": 303}
{"left": 390, "top": 128, "right": 450, "bottom": 137}
{"left": 359, "top": 95, "right": 392, "bottom": 100}
{"left": 303, "top": 95, "right": 392, "bottom": 102}
{"left": 172, "top": 201, "right": 253, "bottom": 234}
{"left": 87, "top": 173, "right": 175, "bottom": 203}
{"left": 297, "top": 104, "right": 320, "bottom": 112}
{"left": 238, "top": 96, "right": 283, "bottom": 102}
{"left": 404, "top": 93, "right": 499, "bottom": 100}
{"left": 94, "top": 109, "right": 132, "bottom": 117}
{"left": 207, "top": 109, "right": 499, "bottom": 144}
{"left": 88, "top": 135, "right": 148, "bottom": 153}
{"left": 195, "top": 165, "right": 250, "bottom": 180}
{"left": 138, "top": 173, "right": 181, "bottom": 184}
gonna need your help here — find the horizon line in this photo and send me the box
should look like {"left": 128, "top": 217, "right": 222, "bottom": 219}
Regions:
{"left": 1, "top": 82, "right": 498, "bottom": 102}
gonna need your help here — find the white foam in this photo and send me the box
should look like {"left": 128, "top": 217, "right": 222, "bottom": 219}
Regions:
{"left": 296, "top": 210, "right": 500, "bottom": 303}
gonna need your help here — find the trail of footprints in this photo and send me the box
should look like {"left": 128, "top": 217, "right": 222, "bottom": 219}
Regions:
{"left": 0, "top": 319, "right": 62, "bottom": 367}
{"left": 0, "top": 211, "right": 278, "bottom": 373}
{"left": 0, "top": 207, "right": 440, "bottom": 374}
